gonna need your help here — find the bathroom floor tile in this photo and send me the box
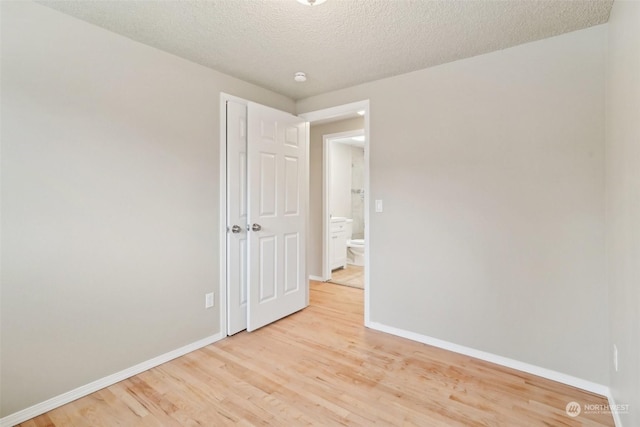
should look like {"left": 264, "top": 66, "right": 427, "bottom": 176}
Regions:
{"left": 329, "top": 265, "right": 364, "bottom": 289}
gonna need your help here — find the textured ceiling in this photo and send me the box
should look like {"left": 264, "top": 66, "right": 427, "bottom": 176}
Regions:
{"left": 38, "top": 0, "right": 613, "bottom": 100}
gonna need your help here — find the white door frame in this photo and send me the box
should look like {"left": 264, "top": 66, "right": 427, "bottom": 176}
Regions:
{"left": 299, "top": 100, "right": 371, "bottom": 326}
{"left": 221, "top": 96, "right": 371, "bottom": 332}
{"left": 322, "top": 129, "right": 365, "bottom": 282}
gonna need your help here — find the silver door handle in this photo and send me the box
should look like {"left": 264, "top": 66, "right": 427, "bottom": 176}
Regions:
{"left": 251, "top": 223, "right": 262, "bottom": 232}
{"left": 231, "top": 225, "right": 242, "bottom": 234}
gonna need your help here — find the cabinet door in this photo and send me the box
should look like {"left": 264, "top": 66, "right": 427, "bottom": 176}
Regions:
{"left": 330, "top": 233, "right": 339, "bottom": 269}
{"left": 331, "top": 231, "right": 347, "bottom": 270}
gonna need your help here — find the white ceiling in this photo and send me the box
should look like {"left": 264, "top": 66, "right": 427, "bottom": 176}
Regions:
{"left": 39, "top": 0, "right": 613, "bottom": 100}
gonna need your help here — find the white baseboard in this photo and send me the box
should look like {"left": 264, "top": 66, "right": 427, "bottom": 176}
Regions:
{"left": 366, "top": 321, "right": 609, "bottom": 396}
{"left": 309, "top": 275, "right": 326, "bottom": 282}
{"left": 0, "top": 333, "right": 223, "bottom": 427}
{"left": 605, "top": 390, "right": 624, "bottom": 427}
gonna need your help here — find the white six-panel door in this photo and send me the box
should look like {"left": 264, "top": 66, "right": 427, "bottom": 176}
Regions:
{"left": 226, "top": 101, "right": 248, "bottom": 335}
{"left": 226, "top": 100, "right": 308, "bottom": 335}
{"left": 246, "top": 102, "right": 308, "bottom": 332}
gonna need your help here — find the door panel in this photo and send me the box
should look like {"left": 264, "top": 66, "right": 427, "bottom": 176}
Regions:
{"left": 283, "top": 232, "right": 300, "bottom": 294}
{"left": 226, "top": 101, "right": 248, "bottom": 335}
{"left": 284, "top": 156, "right": 300, "bottom": 215}
{"left": 259, "top": 153, "right": 277, "bottom": 216}
{"left": 247, "top": 102, "right": 308, "bottom": 331}
{"left": 258, "top": 235, "right": 277, "bottom": 302}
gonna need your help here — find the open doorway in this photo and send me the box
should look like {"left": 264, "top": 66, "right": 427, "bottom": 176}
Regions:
{"left": 299, "top": 100, "right": 370, "bottom": 323}
{"left": 324, "top": 130, "right": 365, "bottom": 289}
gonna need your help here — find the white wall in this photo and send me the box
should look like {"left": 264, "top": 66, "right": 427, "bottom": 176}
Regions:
{"left": 0, "top": 1, "right": 294, "bottom": 417}
{"left": 298, "top": 26, "right": 608, "bottom": 384}
{"left": 605, "top": 1, "right": 640, "bottom": 425}
{"left": 330, "top": 142, "right": 353, "bottom": 218}
{"left": 308, "top": 118, "right": 364, "bottom": 277}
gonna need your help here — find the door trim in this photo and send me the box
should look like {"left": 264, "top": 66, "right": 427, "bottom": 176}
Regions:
{"left": 298, "top": 100, "right": 371, "bottom": 327}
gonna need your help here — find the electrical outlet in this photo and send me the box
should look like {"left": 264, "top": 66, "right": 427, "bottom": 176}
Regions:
{"left": 613, "top": 344, "right": 619, "bottom": 372}
{"left": 205, "top": 292, "right": 214, "bottom": 309}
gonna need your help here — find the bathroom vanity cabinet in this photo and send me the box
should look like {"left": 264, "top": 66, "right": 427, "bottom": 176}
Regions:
{"left": 330, "top": 218, "right": 348, "bottom": 270}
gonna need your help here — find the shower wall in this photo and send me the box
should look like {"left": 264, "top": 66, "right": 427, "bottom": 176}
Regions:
{"left": 351, "top": 146, "right": 365, "bottom": 239}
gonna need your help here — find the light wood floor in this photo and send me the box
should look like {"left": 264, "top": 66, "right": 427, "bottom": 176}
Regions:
{"left": 21, "top": 282, "right": 613, "bottom": 426}
{"left": 330, "top": 265, "right": 364, "bottom": 289}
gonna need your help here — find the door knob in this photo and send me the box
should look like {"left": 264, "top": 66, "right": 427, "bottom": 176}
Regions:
{"left": 231, "top": 225, "right": 242, "bottom": 234}
{"left": 251, "top": 223, "right": 262, "bottom": 232}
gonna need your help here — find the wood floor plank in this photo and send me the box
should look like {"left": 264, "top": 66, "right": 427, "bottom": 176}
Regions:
{"left": 19, "top": 281, "right": 613, "bottom": 426}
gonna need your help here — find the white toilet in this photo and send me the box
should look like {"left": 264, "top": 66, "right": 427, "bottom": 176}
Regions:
{"left": 345, "top": 219, "right": 365, "bottom": 266}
